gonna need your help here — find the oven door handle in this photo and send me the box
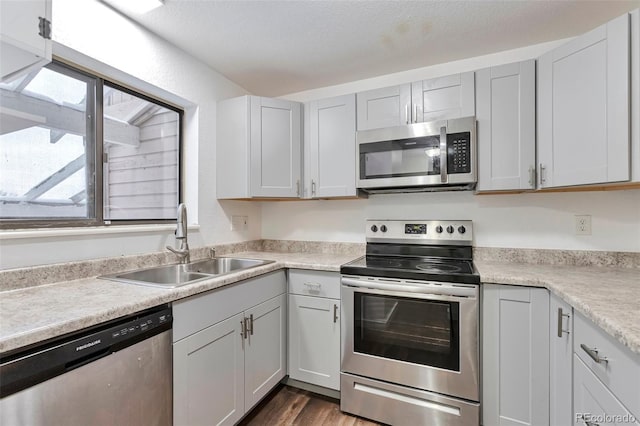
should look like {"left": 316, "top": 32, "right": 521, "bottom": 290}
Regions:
{"left": 341, "top": 277, "right": 476, "bottom": 298}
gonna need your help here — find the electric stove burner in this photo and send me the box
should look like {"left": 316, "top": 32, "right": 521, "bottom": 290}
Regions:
{"left": 416, "top": 263, "right": 462, "bottom": 273}
{"left": 366, "top": 258, "right": 404, "bottom": 268}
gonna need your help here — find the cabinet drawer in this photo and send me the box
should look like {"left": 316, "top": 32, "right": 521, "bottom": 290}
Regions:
{"left": 288, "top": 269, "right": 340, "bottom": 299}
{"left": 574, "top": 355, "right": 639, "bottom": 426}
{"left": 574, "top": 311, "right": 640, "bottom": 418}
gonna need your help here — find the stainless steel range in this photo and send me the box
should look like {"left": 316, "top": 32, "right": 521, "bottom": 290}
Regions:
{"left": 340, "top": 220, "right": 480, "bottom": 426}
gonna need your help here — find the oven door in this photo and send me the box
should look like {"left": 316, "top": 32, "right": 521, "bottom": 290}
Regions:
{"left": 341, "top": 276, "right": 479, "bottom": 401}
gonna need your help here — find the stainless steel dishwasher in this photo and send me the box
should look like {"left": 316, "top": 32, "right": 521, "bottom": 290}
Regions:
{"left": 0, "top": 305, "right": 172, "bottom": 425}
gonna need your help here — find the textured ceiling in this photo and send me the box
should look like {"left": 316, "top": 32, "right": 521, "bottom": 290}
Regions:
{"left": 119, "top": 0, "right": 639, "bottom": 97}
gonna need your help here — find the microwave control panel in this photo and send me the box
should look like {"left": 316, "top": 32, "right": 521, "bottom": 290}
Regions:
{"left": 447, "top": 132, "right": 471, "bottom": 174}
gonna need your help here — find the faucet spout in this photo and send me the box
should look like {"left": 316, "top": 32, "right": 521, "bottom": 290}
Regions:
{"left": 167, "top": 203, "right": 190, "bottom": 264}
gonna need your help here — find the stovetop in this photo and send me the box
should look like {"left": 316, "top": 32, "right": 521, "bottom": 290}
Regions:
{"left": 340, "top": 219, "right": 480, "bottom": 284}
{"left": 341, "top": 255, "right": 480, "bottom": 284}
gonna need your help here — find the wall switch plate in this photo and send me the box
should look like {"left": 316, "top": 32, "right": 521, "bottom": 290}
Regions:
{"left": 575, "top": 215, "right": 591, "bottom": 235}
{"left": 231, "top": 215, "right": 248, "bottom": 231}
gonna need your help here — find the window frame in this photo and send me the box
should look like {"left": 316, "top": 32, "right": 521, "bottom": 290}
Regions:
{"left": 0, "top": 60, "right": 183, "bottom": 229}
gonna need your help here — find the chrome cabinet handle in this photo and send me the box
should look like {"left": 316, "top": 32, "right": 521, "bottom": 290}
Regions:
{"left": 439, "top": 126, "right": 448, "bottom": 184}
{"left": 557, "top": 308, "right": 570, "bottom": 338}
{"left": 580, "top": 344, "right": 608, "bottom": 364}
{"left": 240, "top": 320, "right": 246, "bottom": 340}
{"left": 296, "top": 180, "right": 300, "bottom": 197}
{"left": 311, "top": 179, "right": 316, "bottom": 197}
{"left": 333, "top": 304, "right": 338, "bottom": 323}
{"left": 413, "top": 104, "right": 418, "bottom": 123}
{"left": 405, "top": 104, "right": 409, "bottom": 125}
{"left": 249, "top": 314, "right": 254, "bottom": 336}
{"left": 539, "top": 163, "right": 546, "bottom": 185}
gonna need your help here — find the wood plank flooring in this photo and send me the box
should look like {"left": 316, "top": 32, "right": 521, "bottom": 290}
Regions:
{"left": 239, "top": 385, "right": 382, "bottom": 426}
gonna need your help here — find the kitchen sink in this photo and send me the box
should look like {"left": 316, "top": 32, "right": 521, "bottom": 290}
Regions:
{"left": 187, "top": 257, "right": 273, "bottom": 275}
{"left": 100, "top": 257, "right": 275, "bottom": 288}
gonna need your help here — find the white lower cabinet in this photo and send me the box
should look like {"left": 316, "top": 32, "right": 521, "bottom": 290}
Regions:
{"left": 550, "top": 294, "right": 573, "bottom": 426}
{"left": 287, "top": 269, "right": 341, "bottom": 391}
{"left": 173, "top": 271, "right": 287, "bottom": 426}
{"left": 482, "top": 284, "right": 550, "bottom": 426}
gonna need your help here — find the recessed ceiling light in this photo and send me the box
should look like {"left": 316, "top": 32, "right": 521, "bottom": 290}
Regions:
{"left": 103, "top": 0, "right": 164, "bottom": 15}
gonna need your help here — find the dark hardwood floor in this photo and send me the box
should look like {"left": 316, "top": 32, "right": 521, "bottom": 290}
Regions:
{"left": 239, "top": 385, "right": 382, "bottom": 426}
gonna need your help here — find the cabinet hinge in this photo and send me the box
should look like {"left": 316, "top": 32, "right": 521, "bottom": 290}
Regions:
{"left": 103, "top": 152, "right": 109, "bottom": 164}
{"left": 39, "top": 17, "right": 52, "bottom": 40}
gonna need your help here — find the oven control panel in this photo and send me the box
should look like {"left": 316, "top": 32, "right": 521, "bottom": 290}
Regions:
{"left": 366, "top": 220, "right": 473, "bottom": 244}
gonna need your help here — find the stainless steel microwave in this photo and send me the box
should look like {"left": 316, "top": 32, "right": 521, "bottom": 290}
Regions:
{"left": 356, "top": 116, "right": 476, "bottom": 193}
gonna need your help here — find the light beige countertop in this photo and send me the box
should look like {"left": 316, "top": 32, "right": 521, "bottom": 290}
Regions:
{"left": 1, "top": 250, "right": 638, "bottom": 358}
{"left": 476, "top": 261, "right": 640, "bottom": 356}
{"left": 0, "top": 251, "right": 358, "bottom": 354}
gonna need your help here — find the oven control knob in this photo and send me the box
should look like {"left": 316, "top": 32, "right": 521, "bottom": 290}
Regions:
{"left": 458, "top": 226, "right": 466, "bottom": 234}
{"left": 370, "top": 225, "right": 378, "bottom": 232}
{"left": 380, "top": 225, "right": 387, "bottom": 233}
{"left": 435, "top": 225, "right": 443, "bottom": 233}
{"left": 446, "top": 225, "right": 454, "bottom": 234}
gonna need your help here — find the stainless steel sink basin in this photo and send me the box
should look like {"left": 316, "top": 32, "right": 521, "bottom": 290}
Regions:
{"left": 100, "top": 257, "right": 274, "bottom": 288}
{"left": 187, "top": 257, "right": 273, "bottom": 275}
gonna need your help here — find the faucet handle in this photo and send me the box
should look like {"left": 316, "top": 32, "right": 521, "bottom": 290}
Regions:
{"left": 209, "top": 248, "right": 217, "bottom": 259}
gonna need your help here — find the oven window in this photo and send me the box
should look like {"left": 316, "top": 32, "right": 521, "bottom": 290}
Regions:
{"left": 354, "top": 293, "right": 460, "bottom": 372}
{"left": 359, "top": 136, "right": 441, "bottom": 180}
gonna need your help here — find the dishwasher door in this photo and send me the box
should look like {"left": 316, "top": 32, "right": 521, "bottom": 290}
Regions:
{"left": 0, "top": 308, "right": 172, "bottom": 426}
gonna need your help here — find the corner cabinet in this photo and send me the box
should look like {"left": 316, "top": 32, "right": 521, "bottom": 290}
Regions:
{"left": 288, "top": 270, "right": 341, "bottom": 390}
{"left": 0, "top": 0, "right": 51, "bottom": 82}
{"left": 482, "top": 284, "right": 550, "bottom": 426}
{"left": 537, "top": 13, "right": 631, "bottom": 188}
{"left": 476, "top": 60, "right": 536, "bottom": 192}
{"left": 356, "top": 71, "right": 475, "bottom": 131}
{"left": 304, "top": 94, "right": 356, "bottom": 198}
{"left": 217, "top": 96, "right": 302, "bottom": 199}
{"left": 172, "top": 271, "right": 287, "bottom": 426}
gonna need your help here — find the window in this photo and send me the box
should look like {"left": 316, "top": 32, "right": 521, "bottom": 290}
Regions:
{"left": 0, "top": 61, "right": 182, "bottom": 228}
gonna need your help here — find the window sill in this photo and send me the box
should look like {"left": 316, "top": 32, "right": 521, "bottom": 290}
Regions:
{"left": 0, "top": 224, "right": 200, "bottom": 240}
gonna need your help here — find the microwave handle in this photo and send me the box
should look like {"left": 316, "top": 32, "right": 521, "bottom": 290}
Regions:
{"left": 439, "top": 126, "right": 448, "bottom": 183}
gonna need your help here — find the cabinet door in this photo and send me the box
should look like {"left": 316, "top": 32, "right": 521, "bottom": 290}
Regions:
{"left": 538, "top": 13, "right": 630, "bottom": 188}
{"left": 411, "top": 72, "right": 475, "bottom": 123}
{"left": 306, "top": 94, "right": 356, "bottom": 198}
{"left": 476, "top": 60, "right": 536, "bottom": 191}
{"left": 244, "top": 294, "right": 287, "bottom": 410}
{"left": 482, "top": 284, "right": 550, "bottom": 426}
{"left": 0, "top": 0, "right": 51, "bottom": 82}
{"left": 250, "top": 97, "right": 302, "bottom": 197}
{"left": 173, "top": 313, "right": 245, "bottom": 426}
{"left": 550, "top": 295, "right": 573, "bottom": 426}
{"left": 356, "top": 84, "right": 411, "bottom": 131}
{"left": 574, "top": 355, "right": 640, "bottom": 426}
{"left": 288, "top": 294, "right": 340, "bottom": 390}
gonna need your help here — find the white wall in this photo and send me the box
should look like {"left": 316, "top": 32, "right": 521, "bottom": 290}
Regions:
{"left": 0, "top": 0, "right": 261, "bottom": 269}
{"left": 263, "top": 41, "right": 640, "bottom": 253}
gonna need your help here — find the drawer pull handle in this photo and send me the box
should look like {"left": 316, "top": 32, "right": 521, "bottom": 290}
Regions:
{"left": 333, "top": 304, "right": 338, "bottom": 323}
{"left": 304, "top": 282, "right": 321, "bottom": 292}
{"left": 580, "top": 344, "right": 608, "bottom": 364}
{"left": 557, "top": 307, "right": 570, "bottom": 338}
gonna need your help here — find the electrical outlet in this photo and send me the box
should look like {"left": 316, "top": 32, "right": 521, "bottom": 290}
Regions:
{"left": 575, "top": 215, "right": 591, "bottom": 236}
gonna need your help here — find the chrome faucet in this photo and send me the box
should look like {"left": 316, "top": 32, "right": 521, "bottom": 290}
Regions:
{"left": 166, "top": 203, "right": 190, "bottom": 264}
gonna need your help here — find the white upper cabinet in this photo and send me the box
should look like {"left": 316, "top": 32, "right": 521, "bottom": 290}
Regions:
{"left": 356, "top": 72, "right": 475, "bottom": 131}
{"left": 0, "top": 0, "right": 51, "bottom": 82}
{"left": 304, "top": 94, "right": 356, "bottom": 198}
{"left": 411, "top": 72, "right": 475, "bottom": 123}
{"left": 476, "top": 60, "right": 536, "bottom": 192}
{"left": 216, "top": 96, "right": 302, "bottom": 199}
{"left": 537, "top": 13, "right": 631, "bottom": 188}
{"left": 356, "top": 84, "right": 411, "bottom": 131}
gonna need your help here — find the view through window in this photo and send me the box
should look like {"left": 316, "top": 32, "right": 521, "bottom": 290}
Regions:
{"left": 0, "top": 61, "right": 181, "bottom": 227}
